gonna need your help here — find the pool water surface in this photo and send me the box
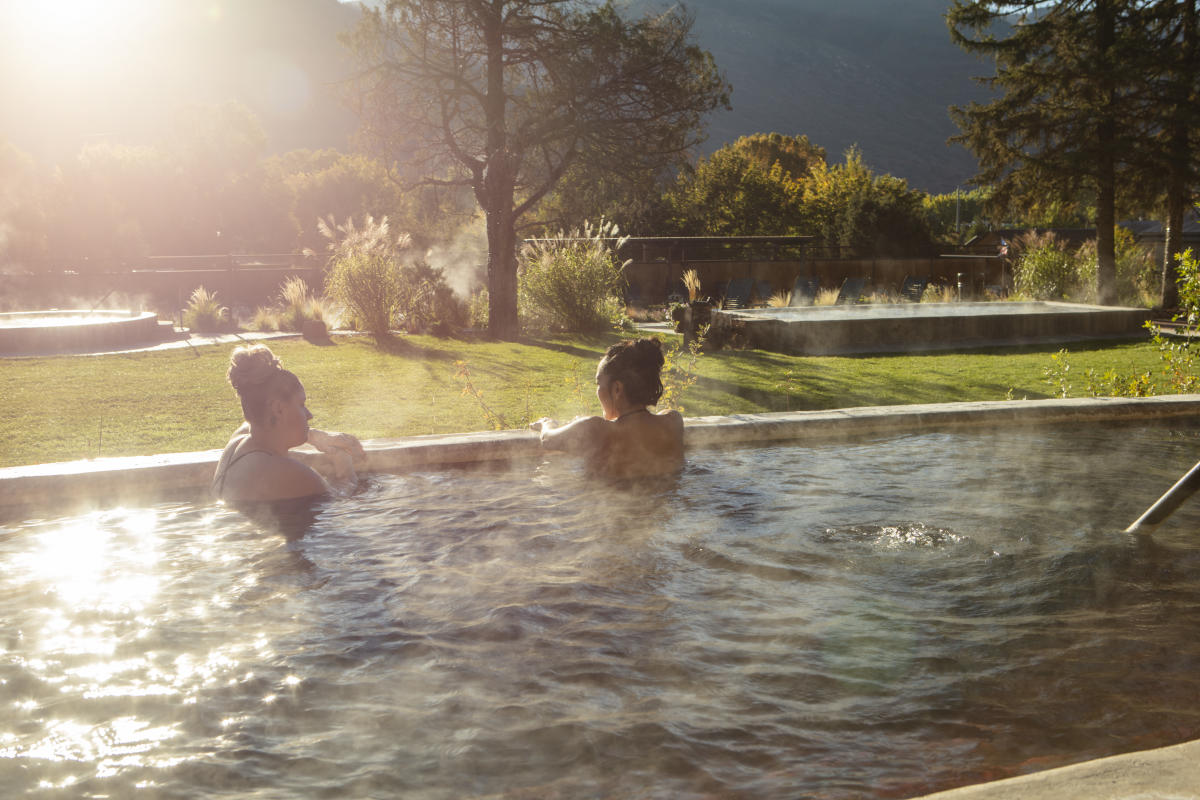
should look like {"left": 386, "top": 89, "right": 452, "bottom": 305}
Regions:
{"left": 3, "top": 421, "right": 1200, "bottom": 799}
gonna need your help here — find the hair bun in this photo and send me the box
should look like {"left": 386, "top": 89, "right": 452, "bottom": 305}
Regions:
{"left": 633, "top": 337, "right": 665, "bottom": 370}
{"left": 228, "top": 345, "right": 282, "bottom": 392}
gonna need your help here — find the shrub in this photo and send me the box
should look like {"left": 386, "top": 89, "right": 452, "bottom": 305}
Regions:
{"left": 468, "top": 288, "right": 489, "bottom": 330}
{"left": 1074, "top": 228, "right": 1157, "bottom": 307}
{"left": 1013, "top": 232, "right": 1078, "bottom": 300}
{"left": 318, "top": 216, "right": 412, "bottom": 340}
{"left": 182, "top": 286, "right": 230, "bottom": 333}
{"left": 395, "top": 261, "right": 465, "bottom": 335}
{"left": 250, "top": 306, "right": 279, "bottom": 331}
{"left": 326, "top": 250, "right": 403, "bottom": 339}
{"left": 518, "top": 219, "right": 629, "bottom": 333}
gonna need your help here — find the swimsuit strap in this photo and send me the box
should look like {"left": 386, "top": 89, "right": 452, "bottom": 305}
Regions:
{"left": 213, "top": 437, "right": 272, "bottom": 494}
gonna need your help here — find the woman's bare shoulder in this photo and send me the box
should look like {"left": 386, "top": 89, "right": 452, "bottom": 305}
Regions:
{"left": 223, "top": 452, "right": 327, "bottom": 502}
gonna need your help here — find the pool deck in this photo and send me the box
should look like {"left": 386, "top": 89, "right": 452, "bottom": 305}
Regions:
{"left": 910, "top": 738, "right": 1200, "bottom": 800}
{"left": 4, "top": 394, "right": 1200, "bottom": 800}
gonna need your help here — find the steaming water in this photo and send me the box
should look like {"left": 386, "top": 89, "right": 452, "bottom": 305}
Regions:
{"left": 4, "top": 422, "right": 1200, "bottom": 799}
{"left": 0, "top": 313, "right": 133, "bottom": 328}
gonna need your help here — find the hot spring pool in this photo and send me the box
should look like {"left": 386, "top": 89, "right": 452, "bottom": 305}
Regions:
{"left": 4, "top": 421, "right": 1200, "bottom": 799}
{"left": 0, "top": 310, "right": 161, "bottom": 355}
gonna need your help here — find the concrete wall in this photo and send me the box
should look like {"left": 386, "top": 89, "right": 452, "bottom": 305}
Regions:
{"left": 625, "top": 256, "right": 1007, "bottom": 304}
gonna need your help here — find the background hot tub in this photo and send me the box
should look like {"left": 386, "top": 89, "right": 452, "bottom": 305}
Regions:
{"left": 0, "top": 310, "right": 161, "bottom": 354}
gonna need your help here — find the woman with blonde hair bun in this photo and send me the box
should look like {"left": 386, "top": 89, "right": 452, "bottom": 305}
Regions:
{"left": 532, "top": 337, "right": 684, "bottom": 478}
{"left": 212, "top": 344, "right": 364, "bottom": 502}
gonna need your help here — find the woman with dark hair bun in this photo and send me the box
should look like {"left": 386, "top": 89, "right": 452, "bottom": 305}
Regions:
{"left": 533, "top": 337, "right": 684, "bottom": 477}
{"left": 212, "top": 344, "right": 364, "bottom": 502}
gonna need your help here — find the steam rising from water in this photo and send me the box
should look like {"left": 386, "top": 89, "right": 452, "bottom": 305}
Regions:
{"left": 423, "top": 215, "right": 487, "bottom": 298}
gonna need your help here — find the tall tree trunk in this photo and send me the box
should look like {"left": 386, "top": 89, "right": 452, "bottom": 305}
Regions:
{"left": 1162, "top": 177, "right": 1185, "bottom": 310}
{"left": 481, "top": 1, "right": 520, "bottom": 340}
{"left": 1094, "top": 0, "right": 1117, "bottom": 305}
{"left": 1160, "top": 0, "right": 1197, "bottom": 310}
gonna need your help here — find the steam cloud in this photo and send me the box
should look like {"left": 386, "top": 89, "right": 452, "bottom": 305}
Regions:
{"left": 423, "top": 215, "right": 488, "bottom": 299}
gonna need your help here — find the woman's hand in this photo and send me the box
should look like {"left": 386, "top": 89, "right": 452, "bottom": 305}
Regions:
{"left": 529, "top": 417, "right": 558, "bottom": 435}
{"left": 307, "top": 429, "right": 366, "bottom": 464}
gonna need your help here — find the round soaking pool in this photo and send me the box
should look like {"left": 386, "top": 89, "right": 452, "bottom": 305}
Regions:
{"left": 2, "top": 420, "right": 1200, "bottom": 799}
{"left": 0, "top": 310, "right": 160, "bottom": 354}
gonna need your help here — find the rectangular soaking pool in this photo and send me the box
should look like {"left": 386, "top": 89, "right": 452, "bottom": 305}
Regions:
{"left": 3, "top": 419, "right": 1200, "bottom": 799}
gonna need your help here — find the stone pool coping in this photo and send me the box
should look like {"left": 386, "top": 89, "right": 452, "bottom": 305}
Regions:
{"left": 4, "top": 393, "right": 1200, "bottom": 800}
{"left": 5, "top": 394, "right": 1200, "bottom": 516}
{"left": 910, "top": 738, "right": 1200, "bottom": 800}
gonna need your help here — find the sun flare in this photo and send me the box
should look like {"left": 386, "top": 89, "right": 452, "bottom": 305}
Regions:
{"left": 6, "top": 0, "right": 163, "bottom": 74}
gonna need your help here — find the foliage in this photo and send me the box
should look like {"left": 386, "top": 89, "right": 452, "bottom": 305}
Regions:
{"left": 1045, "top": 249, "right": 1200, "bottom": 398}
{"left": 664, "top": 137, "right": 808, "bottom": 235}
{"left": 518, "top": 219, "right": 629, "bottom": 333}
{"left": 468, "top": 288, "right": 490, "bottom": 331}
{"left": 659, "top": 333, "right": 705, "bottom": 414}
{"left": 325, "top": 250, "right": 405, "bottom": 340}
{"left": 1013, "top": 232, "right": 1080, "bottom": 300}
{"left": 182, "top": 286, "right": 230, "bottom": 333}
{"left": 1072, "top": 227, "right": 1158, "bottom": 306}
{"left": 395, "top": 261, "right": 465, "bottom": 335}
{"left": 733, "top": 133, "right": 827, "bottom": 180}
{"left": 946, "top": 1, "right": 1199, "bottom": 305}
{"left": 922, "top": 186, "right": 995, "bottom": 245}
{"left": 800, "top": 148, "right": 935, "bottom": 257}
{"left": 682, "top": 269, "right": 703, "bottom": 302}
{"left": 250, "top": 306, "right": 280, "bottom": 332}
{"left": 343, "top": 0, "right": 730, "bottom": 338}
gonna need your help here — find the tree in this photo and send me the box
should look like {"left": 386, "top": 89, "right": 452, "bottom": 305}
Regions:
{"left": 801, "top": 148, "right": 935, "bottom": 257}
{"left": 665, "top": 144, "right": 806, "bottom": 236}
{"left": 730, "top": 132, "right": 826, "bottom": 182}
{"left": 947, "top": 0, "right": 1144, "bottom": 304}
{"left": 343, "top": 0, "right": 729, "bottom": 339}
{"left": 1135, "top": 1, "right": 1200, "bottom": 308}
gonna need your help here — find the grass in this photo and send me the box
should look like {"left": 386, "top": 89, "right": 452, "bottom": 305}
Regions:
{"left": 0, "top": 332, "right": 1172, "bottom": 468}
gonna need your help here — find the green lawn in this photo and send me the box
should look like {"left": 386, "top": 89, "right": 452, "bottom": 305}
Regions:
{"left": 0, "top": 332, "right": 1170, "bottom": 468}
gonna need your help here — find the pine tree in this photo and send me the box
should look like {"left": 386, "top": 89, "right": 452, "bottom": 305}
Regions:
{"left": 947, "top": 0, "right": 1144, "bottom": 304}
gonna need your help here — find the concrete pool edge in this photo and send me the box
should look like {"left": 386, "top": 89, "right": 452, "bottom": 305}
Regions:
{"left": 909, "top": 738, "right": 1200, "bottom": 800}
{"left": 5, "top": 394, "right": 1200, "bottom": 514}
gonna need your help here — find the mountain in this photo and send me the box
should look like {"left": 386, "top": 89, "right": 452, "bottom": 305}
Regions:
{"left": 0, "top": 0, "right": 985, "bottom": 192}
{"left": 683, "top": 0, "right": 988, "bottom": 192}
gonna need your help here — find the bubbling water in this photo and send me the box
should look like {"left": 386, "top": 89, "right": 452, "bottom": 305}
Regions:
{"left": 3, "top": 421, "right": 1200, "bottom": 799}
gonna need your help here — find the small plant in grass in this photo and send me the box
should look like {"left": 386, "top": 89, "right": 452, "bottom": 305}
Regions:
{"left": 454, "top": 359, "right": 508, "bottom": 430}
{"left": 776, "top": 369, "right": 801, "bottom": 410}
{"left": 660, "top": 331, "right": 705, "bottom": 413}
{"left": 1043, "top": 348, "right": 1072, "bottom": 398}
{"left": 182, "top": 286, "right": 230, "bottom": 333}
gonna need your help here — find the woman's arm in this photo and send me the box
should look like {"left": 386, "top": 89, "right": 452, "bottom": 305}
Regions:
{"left": 533, "top": 415, "right": 607, "bottom": 454}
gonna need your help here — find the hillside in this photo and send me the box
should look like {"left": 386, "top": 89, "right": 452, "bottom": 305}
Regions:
{"left": 685, "top": 0, "right": 988, "bottom": 191}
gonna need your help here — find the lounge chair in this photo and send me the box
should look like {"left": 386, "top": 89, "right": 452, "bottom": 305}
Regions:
{"left": 835, "top": 277, "right": 868, "bottom": 305}
{"left": 900, "top": 276, "right": 928, "bottom": 303}
{"left": 788, "top": 276, "right": 820, "bottom": 306}
{"left": 722, "top": 277, "right": 754, "bottom": 309}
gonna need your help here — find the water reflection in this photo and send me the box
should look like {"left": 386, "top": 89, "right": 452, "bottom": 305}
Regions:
{"left": 2, "top": 424, "right": 1200, "bottom": 798}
